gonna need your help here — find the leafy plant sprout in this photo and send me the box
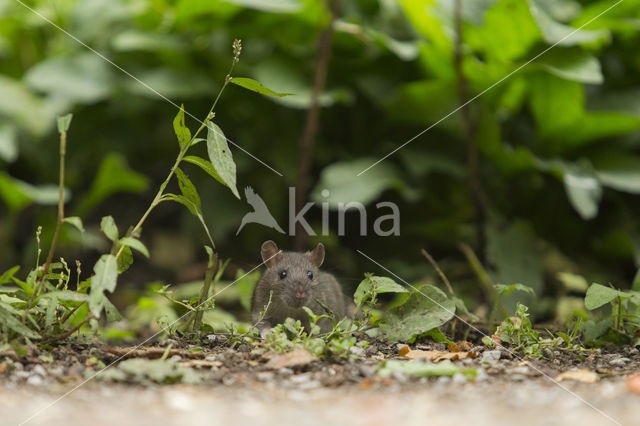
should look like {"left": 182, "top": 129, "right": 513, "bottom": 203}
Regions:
{"left": 116, "top": 38, "right": 245, "bottom": 260}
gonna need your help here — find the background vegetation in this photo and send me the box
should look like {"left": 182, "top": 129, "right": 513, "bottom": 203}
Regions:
{"left": 2, "top": 0, "right": 640, "bottom": 341}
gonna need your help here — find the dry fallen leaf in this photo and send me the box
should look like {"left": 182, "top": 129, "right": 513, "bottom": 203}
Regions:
{"left": 555, "top": 369, "right": 599, "bottom": 384}
{"left": 0, "top": 362, "right": 7, "bottom": 374}
{"left": 264, "top": 349, "right": 317, "bottom": 369}
{"left": 398, "top": 345, "right": 410, "bottom": 357}
{"left": 448, "top": 341, "right": 473, "bottom": 352}
{"left": 626, "top": 373, "right": 640, "bottom": 394}
{"left": 399, "top": 347, "right": 476, "bottom": 362}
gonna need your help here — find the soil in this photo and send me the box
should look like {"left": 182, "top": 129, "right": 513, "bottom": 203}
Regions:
{"left": 2, "top": 338, "right": 639, "bottom": 426}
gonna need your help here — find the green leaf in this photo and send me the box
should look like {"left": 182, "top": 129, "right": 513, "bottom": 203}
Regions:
{"left": 100, "top": 216, "right": 119, "bottom": 241}
{"left": 253, "top": 61, "right": 352, "bottom": 109}
{"left": 562, "top": 165, "right": 602, "bottom": 220}
{"left": 594, "top": 155, "right": 640, "bottom": 194}
{"left": 111, "top": 30, "right": 187, "bottom": 52}
{"left": 0, "top": 304, "right": 41, "bottom": 339}
{"left": 0, "top": 266, "right": 19, "bottom": 286}
{"left": 206, "top": 121, "right": 240, "bottom": 199}
{"left": 161, "top": 194, "right": 215, "bottom": 247}
{"left": 57, "top": 113, "right": 73, "bottom": 134}
{"left": 24, "top": 53, "right": 115, "bottom": 105}
{"left": 173, "top": 104, "right": 191, "bottom": 149}
{"left": 540, "top": 49, "right": 603, "bottom": 84}
{"left": 584, "top": 283, "right": 622, "bottom": 310}
{"left": 45, "top": 291, "right": 89, "bottom": 302}
{"left": 117, "top": 245, "right": 133, "bottom": 274}
{"left": 231, "top": 77, "right": 293, "bottom": 98}
{"left": 163, "top": 193, "right": 198, "bottom": 217}
{"left": 77, "top": 153, "right": 149, "bottom": 216}
{"left": 124, "top": 69, "right": 215, "bottom": 99}
{"left": 89, "top": 254, "right": 118, "bottom": 315}
{"left": 103, "top": 297, "right": 123, "bottom": 322}
{"left": 354, "top": 275, "right": 408, "bottom": 306}
{"left": 378, "top": 360, "right": 476, "bottom": 379}
{"left": 183, "top": 155, "right": 226, "bottom": 187}
{"left": 45, "top": 295, "right": 57, "bottom": 329}
{"left": 311, "top": 158, "right": 419, "bottom": 208}
{"left": 0, "top": 75, "right": 53, "bottom": 136}
{"left": 174, "top": 168, "right": 201, "bottom": 212}
{"left": 528, "top": 0, "right": 610, "bottom": 46}
{"left": 222, "top": 0, "right": 302, "bottom": 13}
{"left": 380, "top": 285, "right": 455, "bottom": 342}
{"left": 557, "top": 272, "right": 589, "bottom": 293}
{"left": 633, "top": 270, "right": 640, "bottom": 292}
{"left": 235, "top": 269, "right": 261, "bottom": 312}
{"left": 0, "top": 123, "right": 18, "bottom": 163}
{"left": 494, "top": 283, "right": 536, "bottom": 297}
{"left": 12, "top": 277, "right": 33, "bottom": 297}
{"left": 120, "top": 237, "right": 150, "bottom": 258}
{"left": 63, "top": 216, "right": 85, "bottom": 232}
{"left": 0, "top": 172, "right": 31, "bottom": 211}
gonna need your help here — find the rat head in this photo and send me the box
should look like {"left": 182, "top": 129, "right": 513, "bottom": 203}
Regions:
{"left": 260, "top": 240, "right": 324, "bottom": 309}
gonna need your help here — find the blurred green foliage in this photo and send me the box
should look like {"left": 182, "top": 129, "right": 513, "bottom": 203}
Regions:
{"left": 2, "top": 0, "right": 640, "bottom": 321}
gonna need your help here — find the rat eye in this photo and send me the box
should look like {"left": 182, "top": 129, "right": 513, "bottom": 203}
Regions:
{"left": 306, "top": 271, "right": 313, "bottom": 280}
{"left": 279, "top": 270, "right": 287, "bottom": 279}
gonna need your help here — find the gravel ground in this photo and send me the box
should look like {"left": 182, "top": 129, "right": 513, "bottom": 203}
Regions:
{"left": 2, "top": 378, "right": 636, "bottom": 426}
{"left": 1, "top": 339, "right": 639, "bottom": 426}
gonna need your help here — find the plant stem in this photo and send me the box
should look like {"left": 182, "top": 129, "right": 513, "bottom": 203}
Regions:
{"left": 191, "top": 252, "right": 218, "bottom": 332}
{"left": 40, "top": 128, "right": 67, "bottom": 287}
{"left": 617, "top": 296, "right": 623, "bottom": 331}
{"left": 454, "top": 0, "right": 487, "bottom": 263}
{"left": 40, "top": 315, "right": 92, "bottom": 345}
{"left": 421, "top": 248, "right": 456, "bottom": 297}
{"left": 459, "top": 243, "right": 505, "bottom": 318}
{"left": 294, "top": 0, "right": 341, "bottom": 250}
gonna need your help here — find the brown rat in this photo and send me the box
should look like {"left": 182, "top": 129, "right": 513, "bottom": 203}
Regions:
{"left": 251, "top": 240, "right": 349, "bottom": 336}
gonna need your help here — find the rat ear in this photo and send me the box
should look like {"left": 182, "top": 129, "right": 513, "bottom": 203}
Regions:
{"left": 308, "top": 243, "right": 325, "bottom": 268}
{"left": 261, "top": 240, "right": 282, "bottom": 268}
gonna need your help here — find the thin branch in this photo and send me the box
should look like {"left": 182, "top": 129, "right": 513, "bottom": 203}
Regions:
{"left": 40, "top": 316, "right": 92, "bottom": 345}
{"left": 454, "top": 0, "right": 487, "bottom": 263}
{"left": 40, "top": 127, "right": 67, "bottom": 283}
{"left": 459, "top": 243, "right": 505, "bottom": 318}
{"left": 420, "top": 248, "right": 456, "bottom": 298}
{"left": 294, "top": 0, "right": 342, "bottom": 250}
{"left": 190, "top": 252, "right": 219, "bottom": 332}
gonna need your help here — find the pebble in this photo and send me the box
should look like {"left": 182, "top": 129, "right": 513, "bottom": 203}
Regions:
{"left": 31, "top": 365, "right": 47, "bottom": 376}
{"left": 365, "top": 345, "right": 379, "bottom": 356}
{"left": 14, "top": 371, "right": 30, "bottom": 379}
{"left": 609, "top": 357, "right": 630, "bottom": 366}
{"left": 49, "top": 366, "right": 64, "bottom": 376}
{"left": 510, "top": 366, "right": 531, "bottom": 375}
{"left": 475, "top": 368, "right": 489, "bottom": 382}
{"left": 256, "top": 372, "right": 275, "bottom": 382}
{"left": 277, "top": 368, "right": 294, "bottom": 376}
{"left": 349, "top": 346, "right": 365, "bottom": 357}
{"left": 482, "top": 350, "right": 501, "bottom": 364}
{"left": 27, "top": 375, "right": 44, "bottom": 386}
{"left": 358, "top": 365, "right": 377, "bottom": 377}
{"left": 452, "top": 373, "right": 467, "bottom": 384}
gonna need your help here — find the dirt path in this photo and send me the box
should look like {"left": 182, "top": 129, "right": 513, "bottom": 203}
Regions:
{"left": 2, "top": 341, "right": 639, "bottom": 426}
{"left": 3, "top": 378, "right": 635, "bottom": 426}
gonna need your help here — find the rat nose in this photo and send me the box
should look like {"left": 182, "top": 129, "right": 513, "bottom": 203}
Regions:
{"left": 295, "top": 289, "right": 305, "bottom": 300}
